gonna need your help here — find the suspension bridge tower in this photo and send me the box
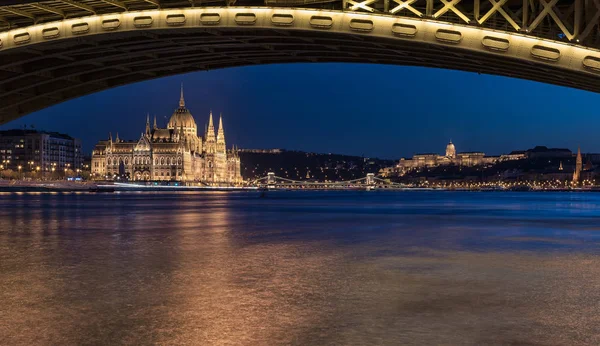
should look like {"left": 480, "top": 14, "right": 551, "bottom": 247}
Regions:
{"left": 366, "top": 173, "right": 375, "bottom": 186}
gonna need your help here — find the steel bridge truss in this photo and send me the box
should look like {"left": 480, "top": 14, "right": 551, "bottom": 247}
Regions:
{"left": 2, "top": 1, "right": 600, "bottom": 46}
{"left": 251, "top": 172, "right": 407, "bottom": 189}
{"left": 342, "top": 0, "right": 600, "bottom": 45}
{"left": 1, "top": 1, "right": 600, "bottom": 124}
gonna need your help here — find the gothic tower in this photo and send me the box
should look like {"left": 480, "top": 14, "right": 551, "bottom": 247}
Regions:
{"left": 203, "top": 111, "right": 217, "bottom": 183}
{"left": 213, "top": 114, "right": 228, "bottom": 182}
{"left": 573, "top": 146, "right": 582, "bottom": 183}
{"left": 145, "top": 113, "right": 151, "bottom": 136}
{"left": 217, "top": 114, "right": 226, "bottom": 153}
{"left": 179, "top": 83, "right": 185, "bottom": 108}
{"left": 205, "top": 111, "right": 216, "bottom": 154}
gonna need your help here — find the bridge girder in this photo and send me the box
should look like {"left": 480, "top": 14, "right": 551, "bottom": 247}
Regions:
{"left": 2, "top": 1, "right": 599, "bottom": 44}
{"left": 0, "top": 3, "right": 599, "bottom": 124}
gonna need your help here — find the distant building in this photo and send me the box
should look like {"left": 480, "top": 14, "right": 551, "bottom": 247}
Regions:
{"left": 0, "top": 129, "right": 82, "bottom": 173}
{"left": 583, "top": 153, "right": 600, "bottom": 165}
{"left": 498, "top": 151, "right": 527, "bottom": 161}
{"left": 91, "top": 85, "right": 242, "bottom": 184}
{"left": 397, "top": 141, "right": 499, "bottom": 171}
{"left": 524, "top": 146, "right": 572, "bottom": 159}
{"left": 238, "top": 148, "right": 283, "bottom": 154}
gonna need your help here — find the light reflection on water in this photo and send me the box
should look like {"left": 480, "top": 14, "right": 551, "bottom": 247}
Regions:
{"left": 2, "top": 191, "right": 600, "bottom": 345}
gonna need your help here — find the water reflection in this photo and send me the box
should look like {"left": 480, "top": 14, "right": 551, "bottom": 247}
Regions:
{"left": 2, "top": 191, "right": 600, "bottom": 345}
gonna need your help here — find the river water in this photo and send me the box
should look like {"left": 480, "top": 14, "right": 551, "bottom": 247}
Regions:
{"left": 1, "top": 191, "right": 600, "bottom": 345}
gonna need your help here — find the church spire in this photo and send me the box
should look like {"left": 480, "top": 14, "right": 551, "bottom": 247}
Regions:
{"left": 115, "top": 132, "right": 120, "bottom": 142}
{"left": 573, "top": 146, "right": 582, "bottom": 183}
{"left": 179, "top": 83, "right": 185, "bottom": 108}
{"left": 153, "top": 115, "right": 157, "bottom": 129}
{"left": 217, "top": 114, "right": 226, "bottom": 153}
{"left": 217, "top": 114, "right": 224, "bottom": 138}
{"left": 145, "top": 113, "right": 151, "bottom": 135}
{"left": 207, "top": 111, "right": 215, "bottom": 140}
{"left": 205, "top": 111, "right": 216, "bottom": 153}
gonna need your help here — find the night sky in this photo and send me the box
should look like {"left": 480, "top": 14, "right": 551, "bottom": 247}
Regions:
{"left": 2, "top": 63, "right": 599, "bottom": 159}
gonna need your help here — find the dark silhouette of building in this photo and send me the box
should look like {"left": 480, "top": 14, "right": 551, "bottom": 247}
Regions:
{"left": 523, "top": 146, "right": 572, "bottom": 159}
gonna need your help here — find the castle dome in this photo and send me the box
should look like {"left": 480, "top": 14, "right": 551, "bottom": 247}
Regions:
{"left": 445, "top": 140, "right": 456, "bottom": 158}
{"left": 167, "top": 84, "right": 197, "bottom": 132}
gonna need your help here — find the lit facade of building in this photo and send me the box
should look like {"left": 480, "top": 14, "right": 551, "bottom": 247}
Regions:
{"left": 397, "top": 141, "right": 497, "bottom": 171}
{"left": 91, "top": 86, "right": 242, "bottom": 184}
{"left": 0, "top": 129, "right": 82, "bottom": 173}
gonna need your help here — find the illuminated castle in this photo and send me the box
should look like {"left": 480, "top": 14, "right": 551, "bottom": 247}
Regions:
{"left": 397, "top": 140, "right": 498, "bottom": 170}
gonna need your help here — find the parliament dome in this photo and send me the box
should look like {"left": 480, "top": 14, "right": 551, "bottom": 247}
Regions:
{"left": 168, "top": 107, "right": 196, "bottom": 129}
{"left": 167, "top": 85, "right": 197, "bottom": 133}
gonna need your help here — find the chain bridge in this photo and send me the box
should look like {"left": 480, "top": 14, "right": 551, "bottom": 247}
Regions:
{"left": 1, "top": 0, "right": 600, "bottom": 124}
{"left": 251, "top": 172, "right": 406, "bottom": 189}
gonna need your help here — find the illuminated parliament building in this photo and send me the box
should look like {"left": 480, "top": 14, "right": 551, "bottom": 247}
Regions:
{"left": 91, "top": 86, "right": 242, "bottom": 184}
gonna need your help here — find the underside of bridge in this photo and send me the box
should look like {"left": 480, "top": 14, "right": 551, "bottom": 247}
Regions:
{"left": 1, "top": 1, "right": 600, "bottom": 124}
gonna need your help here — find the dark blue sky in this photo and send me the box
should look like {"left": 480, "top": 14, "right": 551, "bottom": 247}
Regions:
{"left": 2, "top": 63, "right": 598, "bottom": 159}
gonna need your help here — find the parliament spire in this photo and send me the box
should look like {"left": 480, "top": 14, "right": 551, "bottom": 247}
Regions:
{"left": 217, "top": 114, "right": 226, "bottom": 153}
{"left": 179, "top": 83, "right": 185, "bottom": 108}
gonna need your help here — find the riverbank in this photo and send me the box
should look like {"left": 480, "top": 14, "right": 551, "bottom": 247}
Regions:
{"left": 0, "top": 180, "right": 598, "bottom": 193}
{"left": 0, "top": 180, "right": 258, "bottom": 192}
{"left": 0, "top": 180, "right": 97, "bottom": 192}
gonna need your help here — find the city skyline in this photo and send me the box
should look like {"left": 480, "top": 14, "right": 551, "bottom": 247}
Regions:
{"left": 2, "top": 63, "right": 600, "bottom": 159}
{"left": 3, "top": 3, "right": 600, "bottom": 345}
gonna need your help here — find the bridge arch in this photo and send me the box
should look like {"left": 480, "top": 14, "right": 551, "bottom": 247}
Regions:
{"left": 2, "top": 3, "right": 600, "bottom": 124}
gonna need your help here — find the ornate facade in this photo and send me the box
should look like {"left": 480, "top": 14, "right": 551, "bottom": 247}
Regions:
{"left": 397, "top": 141, "right": 496, "bottom": 171}
{"left": 91, "top": 86, "right": 242, "bottom": 185}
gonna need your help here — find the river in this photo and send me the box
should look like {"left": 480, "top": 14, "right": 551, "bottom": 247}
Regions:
{"left": 1, "top": 191, "right": 600, "bottom": 345}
